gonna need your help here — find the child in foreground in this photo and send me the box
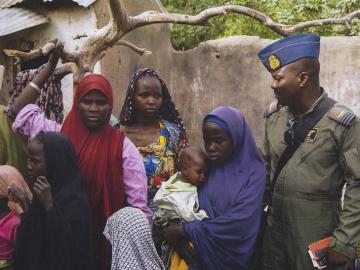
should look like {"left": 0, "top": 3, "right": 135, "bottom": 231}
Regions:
{"left": 153, "top": 146, "right": 209, "bottom": 269}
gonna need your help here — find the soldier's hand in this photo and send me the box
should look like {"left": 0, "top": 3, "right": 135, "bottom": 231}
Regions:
{"left": 327, "top": 248, "right": 350, "bottom": 269}
{"left": 315, "top": 247, "right": 350, "bottom": 269}
{"left": 316, "top": 247, "right": 350, "bottom": 269}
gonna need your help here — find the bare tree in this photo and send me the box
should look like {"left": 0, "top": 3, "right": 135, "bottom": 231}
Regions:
{"left": 4, "top": 1, "right": 360, "bottom": 84}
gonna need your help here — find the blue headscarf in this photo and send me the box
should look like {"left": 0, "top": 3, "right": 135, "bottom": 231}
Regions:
{"left": 184, "top": 107, "right": 265, "bottom": 270}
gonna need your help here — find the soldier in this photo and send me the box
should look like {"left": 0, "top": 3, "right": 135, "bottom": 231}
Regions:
{"left": 258, "top": 33, "right": 360, "bottom": 270}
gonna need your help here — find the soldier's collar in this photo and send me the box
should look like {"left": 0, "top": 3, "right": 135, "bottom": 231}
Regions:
{"left": 309, "top": 87, "right": 327, "bottom": 108}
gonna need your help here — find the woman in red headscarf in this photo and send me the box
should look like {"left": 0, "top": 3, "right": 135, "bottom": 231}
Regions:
{"left": 11, "top": 73, "right": 151, "bottom": 270}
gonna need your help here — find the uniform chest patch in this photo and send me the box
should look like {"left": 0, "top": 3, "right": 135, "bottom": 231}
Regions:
{"left": 305, "top": 128, "right": 318, "bottom": 142}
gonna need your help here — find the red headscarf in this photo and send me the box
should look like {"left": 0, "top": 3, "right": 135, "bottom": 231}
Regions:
{"left": 61, "top": 74, "right": 125, "bottom": 269}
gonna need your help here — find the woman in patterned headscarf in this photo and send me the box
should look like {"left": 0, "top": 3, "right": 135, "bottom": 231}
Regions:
{"left": 119, "top": 68, "right": 188, "bottom": 212}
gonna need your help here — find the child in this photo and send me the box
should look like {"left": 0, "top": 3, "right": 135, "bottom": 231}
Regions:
{"left": 104, "top": 207, "right": 165, "bottom": 270}
{"left": 13, "top": 132, "right": 92, "bottom": 270}
{"left": 153, "top": 146, "right": 209, "bottom": 268}
{"left": 0, "top": 165, "right": 32, "bottom": 270}
{"left": 153, "top": 146, "right": 209, "bottom": 226}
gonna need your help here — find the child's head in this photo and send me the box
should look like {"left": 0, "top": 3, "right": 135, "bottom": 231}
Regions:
{"left": 179, "top": 146, "right": 209, "bottom": 186}
{"left": 27, "top": 132, "right": 47, "bottom": 177}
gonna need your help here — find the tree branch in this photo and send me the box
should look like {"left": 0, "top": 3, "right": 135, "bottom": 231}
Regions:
{"left": 54, "top": 63, "right": 74, "bottom": 81}
{"left": 115, "top": 40, "right": 152, "bottom": 55}
{"left": 129, "top": 5, "right": 287, "bottom": 36}
{"left": 4, "top": 2, "right": 360, "bottom": 84}
{"left": 3, "top": 42, "right": 56, "bottom": 65}
{"left": 129, "top": 5, "right": 360, "bottom": 36}
{"left": 286, "top": 9, "right": 360, "bottom": 35}
{"left": 108, "top": 0, "right": 131, "bottom": 33}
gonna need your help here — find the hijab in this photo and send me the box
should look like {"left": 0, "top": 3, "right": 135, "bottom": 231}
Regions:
{"left": 14, "top": 132, "right": 92, "bottom": 270}
{"left": 185, "top": 107, "right": 266, "bottom": 270}
{"left": 104, "top": 207, "right": 165, "bottom": 270}
{"left": 61, "top": 74, "right": 126, "bottom": 269}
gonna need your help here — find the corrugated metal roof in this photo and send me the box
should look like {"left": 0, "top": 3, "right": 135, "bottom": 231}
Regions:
{"left": 0, "top": 0, "right": 25, "bottom": 8}
{"left": 72, "top": 0, "right": 96, "bottom": 7}
{"left": 42, "top": 0, "right": 96, "bottom": 7}
{"left": 0, "top": 0, "right": 96, "bottom": 8}
{"left": 0, "top": 7, "right": 49, "bottom": 37}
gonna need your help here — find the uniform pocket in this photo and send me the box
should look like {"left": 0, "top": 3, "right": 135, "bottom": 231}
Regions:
{"left": 298, "top": 137, "right": 332, "bottom": 163}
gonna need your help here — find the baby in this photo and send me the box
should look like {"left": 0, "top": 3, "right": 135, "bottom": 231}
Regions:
{"left": 153, "top": 146, "right": 209, "bottom": 227}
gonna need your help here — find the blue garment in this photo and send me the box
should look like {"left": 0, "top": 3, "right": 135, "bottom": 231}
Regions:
{"left": 184, "top": 107, "right": 266, "bottom": 270}
{"left": 203, "top": 115, "right": 230, "bottom": 135}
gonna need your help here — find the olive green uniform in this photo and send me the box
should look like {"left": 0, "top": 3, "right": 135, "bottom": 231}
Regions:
{"left": 261, "top": 92, "right": 360, "bottom": 270}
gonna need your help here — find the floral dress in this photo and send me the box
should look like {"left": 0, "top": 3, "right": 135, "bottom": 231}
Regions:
{"left": 137, "top": 119, "right": 186, "bottom": 212}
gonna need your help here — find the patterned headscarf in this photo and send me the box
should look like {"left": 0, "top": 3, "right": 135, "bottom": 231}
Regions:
{"left": 104, "top": 207, "right": 165, "bottom": 270}
{"left": 119, "top": 68, "right": 187, "bottom": 141}
{"left": 7, "top": 64, "right": 64, "bottom": 123}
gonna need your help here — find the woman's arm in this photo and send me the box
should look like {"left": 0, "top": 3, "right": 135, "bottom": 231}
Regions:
{"left": 162, "top": 221, "right": 194, "bottom": 264}
{"left": 12, "top": 104, "right": 61, "bottom": 139}
{"left": 122, "top": 137, "right": 153, "bottom": 223}
{"left": 9, "top": 41, "right": 63, "bottom": 116}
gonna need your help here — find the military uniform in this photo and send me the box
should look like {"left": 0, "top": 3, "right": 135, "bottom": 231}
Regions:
{"left": 261, "top": 91, "right": 360, "bottom": 269}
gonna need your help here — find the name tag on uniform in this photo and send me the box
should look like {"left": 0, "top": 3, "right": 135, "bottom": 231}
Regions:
{"left": 305, "top": 128, "right": 318, "bottom": 143}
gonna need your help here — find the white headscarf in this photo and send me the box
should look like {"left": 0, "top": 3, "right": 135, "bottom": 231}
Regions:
{"left": 104, "top": 207, "right": 165, "bottom": 270}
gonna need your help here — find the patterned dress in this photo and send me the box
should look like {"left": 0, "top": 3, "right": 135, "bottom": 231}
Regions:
{"left": 137, "top": 119, "right": 186, "bottom": 212}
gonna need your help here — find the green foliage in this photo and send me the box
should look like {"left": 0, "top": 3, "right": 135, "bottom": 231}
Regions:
{"left": 160, "top": 0, "right": 360, "bottom": 50}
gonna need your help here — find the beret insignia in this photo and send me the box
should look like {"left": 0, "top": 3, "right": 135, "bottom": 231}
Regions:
{"left": 268, "top": 54, "right": 281, "bottom": 70}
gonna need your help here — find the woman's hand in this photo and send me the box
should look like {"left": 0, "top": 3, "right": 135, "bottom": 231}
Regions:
{"left": 34, "top": 176, "right": 53, "bottom": 212}
{"left": 10, "top": 40, "right": 64, "bottom": 116}
{"left": 162, "top": 220, "right": 194, "bottom": 264}
{"left": 163, "top": 220, "right": 185, "bottom": 245}
{"left": 48, "top": 40, "right": 63, "bottom": 69}
{"left": 8, "top": 186, "right": 30, "bottom": 213}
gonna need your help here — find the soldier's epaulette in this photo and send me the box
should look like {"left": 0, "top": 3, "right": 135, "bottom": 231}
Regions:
{"left": 264, "top": 101, "right": 280, "bottom": 118}
{"left": 328, "top": 106, "right": 356, "bottom": 127}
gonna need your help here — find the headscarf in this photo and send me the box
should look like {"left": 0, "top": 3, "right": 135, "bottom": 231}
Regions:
{"left": 0, "top": 165, "right": 32, "bottom": 215}
{"left": 14, "top": 132, "right": 92, "bottom": 270}
{"left": 184, "top": 107, "right": 266, "bottom": 270}
{"left": 104, "top": 207, "right": 165, "bottom": 270}
{"left": 60, "top": 73, "right": 126, "bottom": 269}
{"left": 119, "top": 68, "right": 187, "bottom": 143}
{"left": 6, "top": 65, "right": 64, "bottom": 123}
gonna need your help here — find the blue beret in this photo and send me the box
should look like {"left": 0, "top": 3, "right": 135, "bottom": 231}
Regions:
{"left": 258, "top": 33, "right": 320, "bottom": 72}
